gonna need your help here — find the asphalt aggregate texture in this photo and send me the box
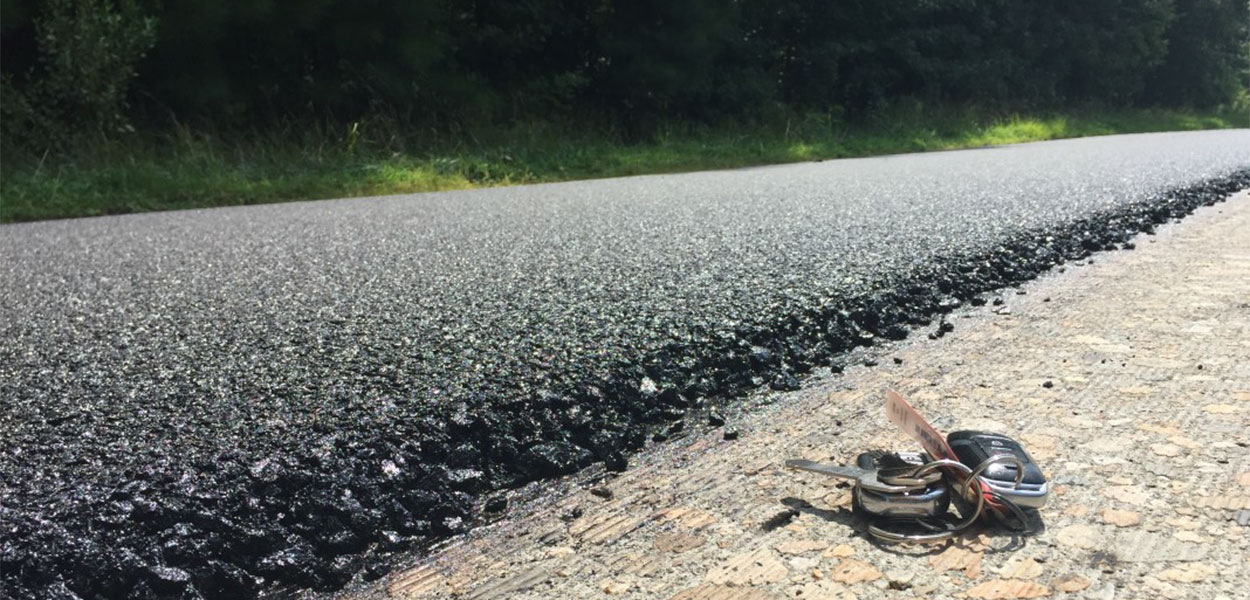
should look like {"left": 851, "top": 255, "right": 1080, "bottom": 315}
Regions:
{"left": 2, "top": 130, "right": 1249, "bottom": 599}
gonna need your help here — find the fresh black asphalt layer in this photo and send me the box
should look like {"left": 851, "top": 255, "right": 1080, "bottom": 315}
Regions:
{"left": 2, "top": 130, "right": 1249, "bottom": 599}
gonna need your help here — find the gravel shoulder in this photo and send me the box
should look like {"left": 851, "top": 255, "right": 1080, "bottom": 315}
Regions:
{"left": 360, "top": 191, "right": 1250, "bottom": 600}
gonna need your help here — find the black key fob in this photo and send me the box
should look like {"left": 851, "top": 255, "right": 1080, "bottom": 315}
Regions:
{"left": 947, "top": 431, "right": 1048, "bottom": 508}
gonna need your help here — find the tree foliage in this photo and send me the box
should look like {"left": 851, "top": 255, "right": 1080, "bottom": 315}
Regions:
{"left": 1, "top": 0, "right": 1246, "bottom": 147}
{"left": 1, "top": 0, "right": 155, "bottom": 148}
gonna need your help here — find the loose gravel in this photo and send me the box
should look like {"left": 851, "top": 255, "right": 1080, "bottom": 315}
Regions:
{"left": 1, "top": 131, "right": 1248, "bottom": 599}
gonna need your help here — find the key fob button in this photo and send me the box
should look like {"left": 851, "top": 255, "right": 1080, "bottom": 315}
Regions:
{"left": 947, "top": 431, "right": 1046, "bottom": 486}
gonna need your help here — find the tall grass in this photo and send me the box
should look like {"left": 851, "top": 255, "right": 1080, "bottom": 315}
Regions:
{"left": 2, "top": 106, "right": 1245, "bottom": 222}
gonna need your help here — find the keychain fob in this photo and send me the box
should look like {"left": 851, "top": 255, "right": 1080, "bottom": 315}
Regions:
{"left": 947, "top": 431, "right": 1048, "bottom": 508}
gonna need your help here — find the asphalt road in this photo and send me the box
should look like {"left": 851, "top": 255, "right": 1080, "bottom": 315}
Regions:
{"left": 2, "top": 130, "right": 1249, "bottom": 599}
{"left": 372, "top": 191, "right": 1250, "bottom": 600}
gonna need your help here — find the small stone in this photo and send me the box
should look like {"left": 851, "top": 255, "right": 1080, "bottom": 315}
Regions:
{"left": 998, "top": 557, "right": 1044, "bottom": 580}
{"left": 590, "top": 487, "right": 613, "bottom": 500}
{"left": 723, "top": 429, "right": 740, "bottom": 441}
{"left": 1138, "top": 422, "right": 1183, "bottom": 436}
{"left": 1202, "top": 404, "right": 1240, "bottom": 414}
{"left": 1051, "top": 574, "right": 1090, "bottom": 593}
{"left": 146, "top": 565, "right": 191, "bottom": 589}
{"left": 929, "top": 545, "right": 982, "bottom": 578}
{"left": 1172, "top": 531, "right": 1206, "bottom": 543}
{"left": 1233, "top": 509, "right": 1250, "bottom": 527}
{"left": 893, "top": 357, "right": 903, "bottom": 365}
{"left": 1063, "top": 504, "right": 1089, "bottom": 517}
{"left": 912, "top": 583, "right": 938, "bottom": 596}
{"left": 885, "top": 569, "right": 915, "bottom": 585}
{"left": 485, "top": 496, "right": 508, "bottom": 513}
{"left": 1101, "top": 508, "right": 1142, "bottom": 527}
{"left": 829, "top": 559, "right": 881, "bottom": 584}
{"left": 771, "top": 372, "right": 802, "bottom": 391}
{"left": 1041, "top": 381, "right": 1054, "bottom": 389}
{"left": 964, "top": 579, "right": 1050, "bottom": 599}
{"left": 823, "top": 544, "right": 856, "bottom": 558}
{"left": 1150, "top": 443, "right": 1182, "bottom": 457}
{"left": 1164, "top": 517, "right": 1201, "bottom": 530}
{"left": 604, "top": 453, "right": 629, "bottom": 472}
{"left": 1156, "top": 563, "right": 1216, "bottom": 583}
{"left": 1166, "top": 435, "right": 1199, "bottom": 449}
{"left": 708, "top": 413, "right": 726, "bottom": 427}
{"left": 601, "top": 579, "right": 631, "bottom": 594}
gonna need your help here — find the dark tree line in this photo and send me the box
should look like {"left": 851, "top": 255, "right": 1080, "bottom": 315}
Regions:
{"left": 1, "top": 0, "right": 1246, "bottom": 143}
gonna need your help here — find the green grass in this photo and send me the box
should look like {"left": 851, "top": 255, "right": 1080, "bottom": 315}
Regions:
{"left": 2, "top": 106, "right": 1246, "bottom": 222}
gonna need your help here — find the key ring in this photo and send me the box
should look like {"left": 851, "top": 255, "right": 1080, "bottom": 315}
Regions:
{"left": 986, "top": 490, "right": 1032, "bottom": 532}
{"left": 868, "top": 460, "right": 980, "bottom": 543}
{"left": 866, "top": 455, "right": 1024, "bottom": 543}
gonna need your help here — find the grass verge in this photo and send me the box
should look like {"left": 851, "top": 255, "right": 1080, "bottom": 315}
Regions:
{"left": 2, "top": 106, "right": 1246, "bottom": 223}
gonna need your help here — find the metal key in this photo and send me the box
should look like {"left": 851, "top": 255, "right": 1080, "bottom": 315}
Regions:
{"left": 857, "top": 484, "right": 950, "bottom": 519}
{"left": 853, "top": 451, "right": 950, "bottom": 518}
{"left": 784, "top": 458, "right": 937, "bottom": 493}
{"left": 859, "top": 450, "right": 935, "bottom": 486}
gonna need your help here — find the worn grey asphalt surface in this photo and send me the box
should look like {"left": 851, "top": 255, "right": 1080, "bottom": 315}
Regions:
{"left": 2, "top": 130, "right": 1249, "bottom": 599}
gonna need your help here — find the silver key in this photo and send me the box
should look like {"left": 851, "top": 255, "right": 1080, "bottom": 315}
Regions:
{"left": 866, "top": 451, "right": 942, "bottom": 488}
{"left": 857, "top": 481, "right": 950, "bottom": 518}
{"left": 784, "top": 459, "right": 932, "bottom": 493}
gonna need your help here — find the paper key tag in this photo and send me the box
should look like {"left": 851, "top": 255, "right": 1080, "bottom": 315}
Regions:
{"left": 885, "top": 390, "right": 957, "bottom": 462}
{"left": 886, "top": 389, "right": 1006, "bottom": 512}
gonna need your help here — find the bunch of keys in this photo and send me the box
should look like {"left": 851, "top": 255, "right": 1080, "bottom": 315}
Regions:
{"left": 785, "top": 391, "right": 1048, "bottom": 542}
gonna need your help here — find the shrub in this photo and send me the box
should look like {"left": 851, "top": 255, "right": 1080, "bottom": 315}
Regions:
{"left": 1, "top": 0, "right": 156, "bottom": 152}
